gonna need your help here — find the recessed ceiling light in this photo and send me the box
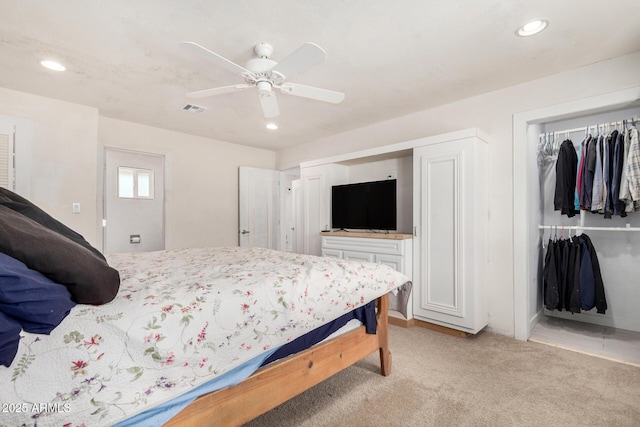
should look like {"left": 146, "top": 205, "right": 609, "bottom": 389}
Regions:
{"left": 516, "top": 19, "right": 548, "bottom": 37}
{"left": 266, "top": 123, "right": 278, "bottom": 130}
{"left": 40, "top": 60, "right": 66, "bottom": 71}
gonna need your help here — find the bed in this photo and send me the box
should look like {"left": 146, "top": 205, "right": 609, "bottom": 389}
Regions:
{"left": 0, "top": 189, "right": 410, "bottom": 427}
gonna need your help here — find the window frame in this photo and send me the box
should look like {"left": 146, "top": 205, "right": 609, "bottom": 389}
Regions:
{"left": 117, "top": 166, "right": 155, "bottom": 200}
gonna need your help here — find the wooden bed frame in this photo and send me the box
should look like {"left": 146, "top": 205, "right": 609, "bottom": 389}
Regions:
{"left": 164, "top": 294, "right": 392, "bottom": 426}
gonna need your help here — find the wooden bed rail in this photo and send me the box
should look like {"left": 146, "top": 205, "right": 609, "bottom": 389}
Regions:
{"left": 165, "top": 294, "right": 392, "bottom": 426}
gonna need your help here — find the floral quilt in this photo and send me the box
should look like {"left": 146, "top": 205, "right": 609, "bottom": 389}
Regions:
{"left": 0, "top": 246, "right": 409, "bottom": 427}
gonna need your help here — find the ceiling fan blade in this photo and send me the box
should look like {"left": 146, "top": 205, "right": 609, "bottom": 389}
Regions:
{"left": 181, "top": 41, "right": 253, "bottom": 76}
{"left": 279, "top": 83, "right": 345, "bottom": 104}
{"left": 186, "top": 84, "right": 251, "bottom": 98}
{"left": 259, "top": 93, "right": 280, "bottom": 118}
{"left": 271, "top": 42, "right": 326, "bottom": 79}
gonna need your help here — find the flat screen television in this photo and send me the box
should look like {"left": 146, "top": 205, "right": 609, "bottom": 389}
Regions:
{"left": 331, "top": 179, "right": 397, "bottom": 231}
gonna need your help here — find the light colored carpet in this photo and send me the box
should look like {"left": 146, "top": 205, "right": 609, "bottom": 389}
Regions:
{"left": 245, "top": 324, "right": 640, "bottom": 426}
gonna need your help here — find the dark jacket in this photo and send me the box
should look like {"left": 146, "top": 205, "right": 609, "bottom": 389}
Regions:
{"left": 579, "top": 234, "right": 607, "bottom": 314}
{"left": 554, "top": 140, "right": 579, "bottom": 217}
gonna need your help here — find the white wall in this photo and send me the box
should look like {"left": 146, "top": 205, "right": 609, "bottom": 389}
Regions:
{"left": 0, "top": 88, "right": 100, "bottom": 246}
{"left": 98, "top": 117, "right": 277, "bottom": 250}
{"left": 0, "top": 87, "right": 277, "bottom": 250}
{"left": 276, "top": 51, "right": 640, "bottom": 336}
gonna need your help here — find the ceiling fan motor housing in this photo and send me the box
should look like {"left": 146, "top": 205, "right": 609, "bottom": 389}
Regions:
{"left": 244, "top": 56, "right": 281, "bottom": 89}
{"left": 244, "top": 58, "right": 277, "bottom": 74}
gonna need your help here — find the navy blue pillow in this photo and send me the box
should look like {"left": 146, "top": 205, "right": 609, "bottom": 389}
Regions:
{"left": 0, "top": 252, "right": 76, "bottom": 334}
{"left": 0, "top": 311, "right": 22, "bottom": 367}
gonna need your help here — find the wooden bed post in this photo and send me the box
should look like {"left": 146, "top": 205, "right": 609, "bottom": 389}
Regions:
{"left": 377, "top": 294, "right": 392, "bottom": 376}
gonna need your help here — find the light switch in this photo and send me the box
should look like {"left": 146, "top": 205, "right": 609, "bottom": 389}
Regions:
{"left": 72, "top": 203, "right": 81, "bottom": 214}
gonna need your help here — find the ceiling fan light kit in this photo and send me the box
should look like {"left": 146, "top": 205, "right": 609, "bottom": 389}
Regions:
{"left": 183, "top": 41, "right": 345, "bottom": 119}
{"left": 256, "top": 81, "right": 273, "bottom": 96}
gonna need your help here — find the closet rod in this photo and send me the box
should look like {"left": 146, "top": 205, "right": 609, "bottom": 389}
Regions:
{"left": 538, "top": 225, "right": 640, "bottom": 232}
{"left": 538, "top": 116, "right": 639, "bottom": 137}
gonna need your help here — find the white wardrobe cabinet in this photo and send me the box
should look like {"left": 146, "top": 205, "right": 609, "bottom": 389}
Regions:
{"left": 298, "top": 128, "right": 489, "bottom": 332}
{"left": 412, "top": 136, "right": 488, "bottom": 334}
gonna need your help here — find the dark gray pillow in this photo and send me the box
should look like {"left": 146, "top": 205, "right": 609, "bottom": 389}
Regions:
{"left": 0, "top": 205, "right": 120, "bottom": 305}
{"left": 0, "top": 187, "right": 106, "bottom": 260}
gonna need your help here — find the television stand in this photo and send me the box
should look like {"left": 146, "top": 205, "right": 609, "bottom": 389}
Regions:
{"left": 320, "top": 231, "right": 413, "bottom": 320}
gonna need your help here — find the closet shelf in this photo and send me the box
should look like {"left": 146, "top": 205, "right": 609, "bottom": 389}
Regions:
{"left": 538, "top": 116, "right": 639, "bottom": 138}
{"left": 538, "top": 224, "right": 640, "bottom": 232}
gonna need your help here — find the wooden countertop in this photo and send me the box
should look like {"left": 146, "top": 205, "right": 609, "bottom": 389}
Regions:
{"left": 320, "top": 231, "right": 413, "bottom": 240}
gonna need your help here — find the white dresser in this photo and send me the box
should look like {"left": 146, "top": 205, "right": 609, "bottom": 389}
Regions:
{"left": 320, "top": 231, "right": 413, "bottom": 320}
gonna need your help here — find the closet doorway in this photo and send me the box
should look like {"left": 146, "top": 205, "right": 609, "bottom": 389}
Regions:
{"left": 513, "top": 86, "right": 640, "bottom": 366}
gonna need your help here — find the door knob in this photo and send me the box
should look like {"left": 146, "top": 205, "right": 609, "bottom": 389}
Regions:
{"left": 240, "top": 230, "right": 250, "bottom": 234}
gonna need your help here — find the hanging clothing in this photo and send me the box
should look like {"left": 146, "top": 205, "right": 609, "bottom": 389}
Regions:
{"left": 579, "top": 234, "right": 607, "bottom": 314}
{"left": 603, "top": 130, "right": 618, "bottom": 218}
{"left": 619, "top": 129, "right": 634, "bottom": 212}
{"left": 538, "top": 135, "right": 558, "bottom": 214}
{"left": 542, "top": 233, "right": 606, "bottom": 315}
{"left": 582, "top": 135, "right": 595, "bottom": 211}
{"left": 611, "top": 131, "right": 627, "bottom": 217}
{"left": 626, "top": 127, "right": 640, "bottom": 203}
{"left": 566, "top": 238, "right": 581, "bottom": 313}
{"left": 591, "top": 135, "right": 605, "bottom": 212}
{"left": 543, "top": 238, "right": 559, "bottom": 311}
{"left": 575, "top": 141, "right": 584, "bottom": 212}
{"left": 554, "top": 139, "right": 579, "bottom": 217}
{"left": 577, "top": 136, "right": 589, "bottom": 210}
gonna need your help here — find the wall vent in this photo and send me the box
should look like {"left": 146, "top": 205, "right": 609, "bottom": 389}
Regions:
{"left": 181, "top": 103, "right": 207, "bottom": 114}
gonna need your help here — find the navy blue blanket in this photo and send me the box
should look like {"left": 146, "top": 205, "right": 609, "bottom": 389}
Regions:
{"left": 262, "top": 300, "right": 377, "bottom": 366}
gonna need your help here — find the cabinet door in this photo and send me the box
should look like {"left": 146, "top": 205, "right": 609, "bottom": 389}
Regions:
{"left": 413, "top": 138, "right": 487, "bottom": 333}
{"left": 343, "top": 250, "right": 374, "bottom": 263}
{"left": 321, "top": 248, "right": 343, "bottom": 259}
{"left": 374, "top": 253, "right": 404, "bottom": 274}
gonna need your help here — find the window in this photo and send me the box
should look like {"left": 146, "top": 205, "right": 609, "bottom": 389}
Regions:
{"left": 118, "top": 167, "right": 154, "bottom": 199}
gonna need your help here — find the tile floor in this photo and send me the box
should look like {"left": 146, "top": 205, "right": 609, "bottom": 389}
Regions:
{"left": 529, "top": 315, "right": 640, "bottom": 367}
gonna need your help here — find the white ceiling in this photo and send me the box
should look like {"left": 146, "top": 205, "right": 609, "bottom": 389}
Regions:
{"left": 1, "top": 0, "right": 639, "bottom": 151}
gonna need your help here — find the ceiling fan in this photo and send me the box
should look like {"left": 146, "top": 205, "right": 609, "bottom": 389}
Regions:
{"left": 182, "top": 41, "right": 345, "bottom": 119}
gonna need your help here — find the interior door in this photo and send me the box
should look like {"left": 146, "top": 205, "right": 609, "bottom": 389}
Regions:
{"left": 104, "top": 148, "right": 165, "bottom": 254}
{"left": 238, "top": 166, "right": 279, "bottom": 248}
{"left": 292, "top": 179, "right": 303, "bottom": 253}
{"left": 281, "top": 174, "right": 298, "bottom": 253}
